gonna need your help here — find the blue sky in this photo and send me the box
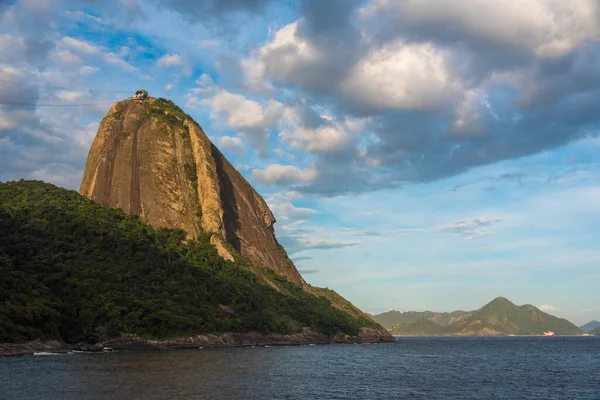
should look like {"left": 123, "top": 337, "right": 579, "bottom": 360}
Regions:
{"left": 1, "top": 0, "right": 599, "bottom": 325}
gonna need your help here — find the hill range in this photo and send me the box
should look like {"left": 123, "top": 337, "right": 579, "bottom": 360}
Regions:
{"left": 372, "top": 297, "right": 583, "bottom": 336}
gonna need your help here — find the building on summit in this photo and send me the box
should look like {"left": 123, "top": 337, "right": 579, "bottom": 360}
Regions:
{"left": 134, "top": 90, "right": 148, "bottom": 100}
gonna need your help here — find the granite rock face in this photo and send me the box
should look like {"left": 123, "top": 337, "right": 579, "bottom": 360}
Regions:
{"left": 80, "top": 97, "right": 304, "bottom": 284}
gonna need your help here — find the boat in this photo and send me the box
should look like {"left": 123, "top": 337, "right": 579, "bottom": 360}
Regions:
{"left": 542, "top": 331, "right": 555, "bottom": 336}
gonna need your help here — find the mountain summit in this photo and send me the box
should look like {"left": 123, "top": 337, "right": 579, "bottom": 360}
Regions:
{"left": 80, "top": 96, "right": 303, "bottom": 284}
{"left": 372, "top": 297, "right": 582, "bottom": 336}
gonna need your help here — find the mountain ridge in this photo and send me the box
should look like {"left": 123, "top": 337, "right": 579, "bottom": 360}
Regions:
{"left": 580, "top": 320, "right": 600, "bottom": 332}
{"left": 373, "top": 297, "right": 582, "bottom": 336}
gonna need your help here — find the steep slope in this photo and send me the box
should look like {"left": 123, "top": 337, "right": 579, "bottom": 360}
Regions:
{"left": 373, "top": 297, "right": 582, "bottom": 335}
{"left": 309, "top": 287, "right": 381, "bottom": 329}
{"left": 0, "top": 181, "right": 392, "bottom": 345}
{"left": 80, "top": 97, "right": 302, "bottom": 284}
{"left": 580, "top": 320, "right": 600, "bottom": 332}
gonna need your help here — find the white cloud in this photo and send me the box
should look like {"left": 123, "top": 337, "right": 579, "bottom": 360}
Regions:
{"left": 53, "top": 49, "right": 82, "bottom": 65}
{"left": 361, "top": 0, "right": 600, "bottom": 59}
{"left": 218, "top": 136, "right": 245, "bottom": 155}
{"left": 208, "top": 90, "right": 283, "bottom": 155}
{"left": 72, "top": 122, "right": 99, "bottom": 149}
{"left": 79, "top": 66, "right": 99, "bottom": 76}
{"left": 198, "top": 39, "right": 219, "bottom": 48}
{"left": 65, "top": 10, "right": 104, "bottom": 24}
{"left": 283, "top": 236, "right": 360, "bottom": 254}
{"left": 266, "top": 190, "right": 302, "bottom": 202}
{"left": 278, "top": 105, "right": 368, "bottom": 154}
{"left": 235, "top": 163, "right": 252, "bottom": 171}
{"left": 435, "top": 217, "right": 503, "bottom": 239}
{"left": 243, "top": 20, "right": 461, "bottom": 112}
{"left": 538, "top": 304, "right": 561, "bottom": 313}
{"left": 56, "top": 91, "right": 87, "bottom": 102}
{"left": 0, "top": 34, "right": 27, "bottom": 63}
{"left": 211, "top": 91, "right": 282, "bottom": 131}
{"left": 156, "top": 53, "right": 182, "bottom": 67}
{"left": 241, "top": 21, "right": 320, "bottom": 92}
{"left": 61, "top": 37, "right": 137, "bottom": 72}
{"left": 188, "top": 73, "right": 217, "bottom": 97}
{"left": 30, "top": 163, "right": 82, "bottom": 188}
{"left": 0, "top": 108, "right": 22, "bottom": 130}
{"left": 196, "top": 73, "right": 214, "bottom": 87}
{"left": 269, "top": 202, "right": 317, "bottom": 222}
{"left": 279, "top": 124, "right": 349, "bottom": 153}
{"left": 251, "top": 164, "right": 317, "bottom": 185}
{"left": 273, "top": 148, "right": 286, "bottom": 158}
{"left": 342, "top": 41, "right": 459, "bottom": 110}
{"left": 61, "top": 37, "right": 99, "bottom": 55}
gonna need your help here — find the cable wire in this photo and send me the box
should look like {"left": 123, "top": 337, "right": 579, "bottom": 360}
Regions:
{"left": 0, "top": 101, "right": 116, "bottom": 107}
{"left": 0, "top": 78, "right": 139, "bottom": 93}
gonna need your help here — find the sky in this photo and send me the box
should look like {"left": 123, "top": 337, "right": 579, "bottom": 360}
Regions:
{"left": 1, "top": 0, "right": 599, "bottom": 325}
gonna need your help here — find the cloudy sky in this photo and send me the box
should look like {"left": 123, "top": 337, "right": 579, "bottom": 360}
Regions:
{"left": 1, "top": 0, "right": 599, "bottom": 325}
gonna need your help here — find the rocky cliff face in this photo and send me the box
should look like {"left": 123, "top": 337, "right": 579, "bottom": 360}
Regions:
{"left": 80, "top": 97, "right": 304, "bottom": 285}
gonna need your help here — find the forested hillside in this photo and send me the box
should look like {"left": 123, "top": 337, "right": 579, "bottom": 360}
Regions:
{"left": 0, "top": 180, "right": 381, "bottom": 344}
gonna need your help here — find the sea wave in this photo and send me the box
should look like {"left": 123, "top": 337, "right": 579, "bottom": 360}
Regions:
{"left": 33, "top": 352, "right": 69, "bottom": 356}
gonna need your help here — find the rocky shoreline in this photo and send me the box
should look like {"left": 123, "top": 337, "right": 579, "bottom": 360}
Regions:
{"left": 0, "top": 328, "right": 395, "bottom": 357}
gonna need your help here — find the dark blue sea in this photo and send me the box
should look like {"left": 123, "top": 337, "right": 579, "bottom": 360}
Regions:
{"left": 1, "top": 337, "right": 599, "bottom": 399}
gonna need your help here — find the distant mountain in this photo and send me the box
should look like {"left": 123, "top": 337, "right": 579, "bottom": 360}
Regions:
{"left": 591, "top": 326, "right": 600, "bottom": 335}
{"left": 373, "top": 297, "right": 582, "bottom": 336}
{"left": 580, "top": 320, "right": 600, "bottom": 332}
{"left": 389, "top": 319, "right": 456, "bottom": 335}
{"left": 371, "top": 310, "right": 467, "bottom": 329}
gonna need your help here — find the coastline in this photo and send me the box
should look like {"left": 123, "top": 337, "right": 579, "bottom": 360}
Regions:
{"left": 392, "top": 334, "right": 592, "bottom": 337}
{"left": 0, "top": 328, "right": 395, "bottom": 357}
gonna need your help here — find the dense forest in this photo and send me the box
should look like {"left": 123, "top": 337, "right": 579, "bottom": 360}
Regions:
{"left": 0, "top": 180, "right": 378, "bottom": 344}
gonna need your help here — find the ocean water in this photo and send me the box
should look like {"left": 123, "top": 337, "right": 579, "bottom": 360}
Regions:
{"left": 1, "top": 337, "right": 599, "bottom": 399}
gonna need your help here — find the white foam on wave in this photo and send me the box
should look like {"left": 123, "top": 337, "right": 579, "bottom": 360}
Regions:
{"left": 33, "top": 352, "right": 69, "bottom": 356}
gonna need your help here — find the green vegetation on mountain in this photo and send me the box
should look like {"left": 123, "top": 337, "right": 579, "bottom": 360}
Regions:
{"left": 391, "top": 319, "right": 456, "bottom": 335}
{"left": 580, "top": 320, "right": 600, "bottom": 332}
{"left": 0, "top": 180, "right": 383, "bottom": 344}
{"left": 591, "top": 326, "right": 600, "bottom": 335}
{"left": 372, "top": 310, "right": 467, "bottom": 329}
{"left": 309, "top": 287, "right": 380, "bottom": 330}
{"left": 373, "top": 297, "right": 583, "bottom": 336}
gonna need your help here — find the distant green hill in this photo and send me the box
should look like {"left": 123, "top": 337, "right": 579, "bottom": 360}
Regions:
{"left": 373, "top": 297, "right": 582, "bottom": 336}
{"left": 390, "top": 319, "right": 457, "bottom": 335}
{"left": 0, "top": 180, "right": 384, "bottom": 344}
{"left": 373, "top": 310, "right": 467, "bottom": 329}
{"left": 591, "top": 326, "right": 600, "bottom": 335}
{"left": 580, "top": 320, "right": 600, "bottom": 332}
